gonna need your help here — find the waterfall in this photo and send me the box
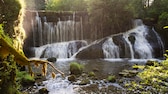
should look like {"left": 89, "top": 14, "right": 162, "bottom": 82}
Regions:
{"left": 74, "top": 19, "right": 164, "bottom": 59}
{"left": 31, "top": 12, "right": 84, "bottom": 47}
{"left": 28, "top": 13, "right": 164, "bottom": 59}
{"left": 102, "top": 25, "right": 153, "bottom": 59}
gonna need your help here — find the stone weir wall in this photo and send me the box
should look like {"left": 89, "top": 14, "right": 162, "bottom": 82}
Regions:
{"left": 23, "top": 10, "right": 90, "bottom": 47}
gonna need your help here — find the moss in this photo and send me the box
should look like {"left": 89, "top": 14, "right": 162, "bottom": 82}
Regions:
{"left": 107, "top": 75, "right": 116, "bottom": 83}
{"left": 16, "top": 71, "right": 35, "bottom": 86}
{"left": 124, "top": 58, "right": 168, "bottom": 93}
{"left": 0, "top": 55, "right": 20, "bottom": 94}
{"left": 119, "top": 70, "right": 138, "bottom": 77}
{"left": 0, "top": 1, "right": 27, "bottom": 93}
{"left": 79, "top": 79, "right": 90, "bottom": 85}
{"left": 88, "top": 71, "right": 95, "bottom": 77}
{"left": 132, "top": 65, "right": 145, "bottom": 70}
{"left": 70, "top": 62, "right": 84, "bottom": 75}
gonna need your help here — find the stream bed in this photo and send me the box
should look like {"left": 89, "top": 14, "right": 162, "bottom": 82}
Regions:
{"left": 24, "top": 58, "right": 152, "bottom": 94}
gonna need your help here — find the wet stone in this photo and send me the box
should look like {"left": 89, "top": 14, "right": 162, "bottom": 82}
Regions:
{"left": 68, "top": 75, "right": 76, "bottom": 82}
{"left": 39, "top": 88, "right": 49, "bottom": 94}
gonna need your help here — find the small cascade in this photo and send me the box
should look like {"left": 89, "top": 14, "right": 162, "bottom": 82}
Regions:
{"left": 123, "top": 32, "right": 135, "bottom": 59}
{"left": 129, "top": 25, "right": 153, "bottom": 59}
{"left": 102, "top": 38, "right": 120, "bottom": 58}
{"left": 33, "top": 40, "right": 87, "bottom": 58}
{"left": 152, "top": 28, "right": 165, "bottom": 57}
{"left": 102, "top": 20, "right": 156, "bottom": 59}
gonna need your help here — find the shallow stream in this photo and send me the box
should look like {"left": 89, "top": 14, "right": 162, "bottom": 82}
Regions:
{"left": 32, "top": 58, "right": 151, "bottom": 94}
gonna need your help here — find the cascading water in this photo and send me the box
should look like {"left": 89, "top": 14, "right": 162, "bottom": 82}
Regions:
{"left": 74, "top": 19, "right": 164, "bottom": 59}
{"left": 123, "top": 32, "right": 135, "bottom": 59}
{"left": 102, "top": 38, "right": 120, "bottom": 58}
{"left": 27, "top": 11, "right": 164, "bottom": 59}
{"left": 33, "top": 40, "right": 87, "bottom": 58}
{"left": 106, "top": 24, "right": 157, "bottom": 59}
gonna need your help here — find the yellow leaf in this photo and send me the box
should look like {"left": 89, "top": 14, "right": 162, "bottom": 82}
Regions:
{"left": 163, "top": 26, "right": 168, "bottom": 29}
{"left": 34, "top": 62, "right": 40, "bottom": 68}
{"left": 42, "top": 63, "right": 47, "bottom": 76}
{"left": 51, "top": 72, "right": 56, "bottom": 78}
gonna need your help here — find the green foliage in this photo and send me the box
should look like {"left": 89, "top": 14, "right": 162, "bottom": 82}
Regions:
{"left": 87, "top": 0, "right": 133, "bottom": 38}
{"left": 24, "top": 0, "right": 45, "bottom": 10}
{"left": 16, "top": 71, "right": 34, "bottom": 82}
{"left": 70, "top": 62, "right": 84, "bottom": 75}
{"left": 126, "top": 56, "right": 168, "bottom": 93}
{"left": 0, "top": 24, "right": 13, "bottom": 45}
{"left": 0, "top": 0, "right": 21, "bottom": 36}
{"left": 158, "top": 12, "right": 168, "bottom": 30}
{"left": 45, "top": 0, "right": 87, "bottom": 11}
{"left": 0, "top": 55, "right": 20, "bottom": 94}
{"left": 146, "top": 0, "right": 168, "bottom": 18}
{"left": 126, "top": 0, "right": 146, "bottom": 18}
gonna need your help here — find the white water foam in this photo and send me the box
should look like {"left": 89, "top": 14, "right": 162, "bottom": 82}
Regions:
{"left": 102, "top": 38, "right": 120, "bottom": 58}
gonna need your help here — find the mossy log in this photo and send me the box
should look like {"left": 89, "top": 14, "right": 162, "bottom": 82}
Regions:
{"left": 0, "top": 35, "right": 64, "bottom": 77}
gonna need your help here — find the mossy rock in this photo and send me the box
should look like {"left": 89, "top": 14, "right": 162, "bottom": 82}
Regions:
{"left": 70, "top": 62, "right": 84, "bottom": 75}
{"left": 119, "top": 70, "right": 138, "bottom": 77}
{"left": 68, "top": 75, "right": 76, "bottom": 82}
{"left": 21, "top": 77, "right": 35, "bottom": 87}
{"left": 34, "top": 73, "right": 46, "bottom": 83}
{"left": 146, "top": 60, "right": 155, "bottom": 66}
{"left": 39, "top": 88, "right": 49, "bottom": 94}
{"left": 107, "top": 75, "right": 116, "bottom": 83}
{"left": 88, "top": 71, "right": 95, "bottom": 77}
{"left": 17, "top": 71, "right": 35, "bottom": 86}
{"left": 79, "top": 79, "right": 90, "bottom": 85}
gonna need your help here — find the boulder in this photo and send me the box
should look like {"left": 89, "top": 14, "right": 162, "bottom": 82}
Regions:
{"left": 39, "top": 88, "right": 49, "bottom": 94}
{"left": 47, "top": 57, "right": 57, "bottom": 62}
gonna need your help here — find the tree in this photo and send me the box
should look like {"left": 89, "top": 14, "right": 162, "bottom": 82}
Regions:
{"left": 45, "top": 0, "right": 87, "bottom": 11}
{"left": 24, "top": 0, "right": 46, "bottom": 10}
{"left": 87, "top": 0, "right": 133, "bottom": 39}
{"left": 126, "top": 0, "right": 146, "bottom": 18}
